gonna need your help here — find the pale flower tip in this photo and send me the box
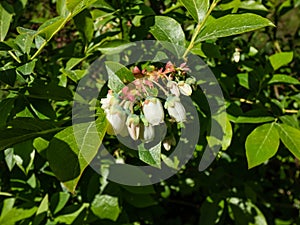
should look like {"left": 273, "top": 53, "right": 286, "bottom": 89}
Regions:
{"left": 179, "top": 83, "right": 192, "bottom": 96}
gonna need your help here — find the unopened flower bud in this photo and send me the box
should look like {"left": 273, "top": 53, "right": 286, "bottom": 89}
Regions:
{"left": 178, "top": 81, "right": 192, "bottom": 96}
{"left": 126, "top": 114, "right": 140, "bottom": 140}
{"left": 185, "top": 76, "right": 196, "bottom": 85}
{"left": 142, "top": 97, "right": 164, "bottom": 125}
{"left": 167, "top": 81, "right": 180, "bottom": 97}
{"left": 165, "top": 96, "right": 186, "bottom": 123}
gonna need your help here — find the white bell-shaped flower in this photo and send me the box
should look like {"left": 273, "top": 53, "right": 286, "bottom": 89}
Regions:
{"left": 142, "top": 97, "right": 164, "bottom": 125}
{"left": 106, "top": 106, "right": 127, "bottom": 135}
{"left": 165, "top": 96, "right": 186, "bottom": 123}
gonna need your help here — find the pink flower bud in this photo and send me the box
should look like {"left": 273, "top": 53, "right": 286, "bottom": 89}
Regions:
{"left": 142, "top": 97, "right": 164, "bottom": 125}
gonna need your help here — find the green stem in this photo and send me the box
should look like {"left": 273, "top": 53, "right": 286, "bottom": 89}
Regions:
{"left": 182, "top": 0, "right": 220, "bottom": 59}
{"left": 8, "top": 51, "right": 21, "bottom": 63}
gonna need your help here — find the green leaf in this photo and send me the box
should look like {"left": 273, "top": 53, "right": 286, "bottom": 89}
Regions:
{"left": 54, "top": 203, "right": 88, "bottom": 224}
{"left": 15, "top": 33, "right": 34, "bottom": 54}
{"left": 232, "top": 116, "right": 275, "bottom": 123}
{"left": 37, "top": 16, "right": 66, "bottom": 41}
{"left": 180, "top": 0, "right": 209, "bottom": 22}
{"left": 105, "top": 61, "right": 135, "bottom": 92}
{"left": 0, "top": 126, "right": 61, "bottom": 151}
{"left": 150, "top": 16, "right": 186, "bottom": 57}
{"left": 50, "top": 192, "right": 70, "bottom": 215}
{"left": 33, "top": 194, "right": 49, "bottom": 225}
{"left": 0, "top": 68, "right": 17, "bottom": 86}
{"left": 196, "top": 13, "right": 274, "bottom": 42}
{"left": 246, "top": 123, "right": 280, "bottom": 169}
{"left": 0, "top": 98, "right": 15, "bottom": 127}
{"left": 138, "top": 142, "right": 161, "bottom": 168}
{"left": 276, "top": 123, "right": 300, "bottom": 159}
{"left": 66, "top": 0, "right": 96, "bottom": 15}
{"left": 17, "top": 60, "right": 36, "bottom": 75}
{"left": 47, "top": 114, "right": 107, "bottom": 192}
{"left": 200, "top": 197, "right": 224, "bottom": 225}
{"left": 73, "top": 9, "right": 94, "bottom": 43}
{"left": 0, "top": 2, "right": 13, "bottom": 41}
{"left": 123, "top": 193, "right": 157, "bottom": 208}
{"left": 96, "top": 40, "right": 134, "bottom": 55}
{"left": 269, "top": 52, "right": 293, "bottom": 70}
{"left": 268, "top": 74, "right": 300, "bottom": 85}
{"left": 91, "top": 194, "right": 121, "bottom": 221}
{"left": 0, "top": 206, "right": 37, "bottom": 225}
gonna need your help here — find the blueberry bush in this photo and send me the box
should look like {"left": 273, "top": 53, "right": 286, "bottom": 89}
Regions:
{"left": 0, "top": 0, "right": 300, "bottom": 224}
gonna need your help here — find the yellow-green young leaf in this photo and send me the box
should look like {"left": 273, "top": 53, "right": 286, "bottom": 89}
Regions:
{"left": 276, "top": 123, "right": 300, "bottom": 159}
{"left": 0, "top": 2, "right": 13, "bottom": 41}
{"left": 246, "top": 123, "right": 280, "bottom": 169}
{"left": 180, "top": 0, "right": 209, "bottom": 22}
{"left": 269, "top": 52, "right": 294, "bottom": 71}
{"left": 196, "top": 13, "right": 274, "bottom": 42}
{"left": 91, "top": 195, "right": 121, "bottom": 221}
{"left": 268, "top": 74, "right": 300, "bottom": 85}
{"left": 47, "top": 114, "right": 107, "bottom": 193}
{"left": 150, "top": 16, "right": 186, "bottom": 57}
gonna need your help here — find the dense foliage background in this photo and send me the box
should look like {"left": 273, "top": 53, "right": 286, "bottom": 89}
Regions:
{"left": 0, "top": 0, "right": 300, "bottom": 224}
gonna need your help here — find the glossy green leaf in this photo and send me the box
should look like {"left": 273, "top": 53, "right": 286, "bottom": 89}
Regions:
{"left": 96, "top": 40, "right": 134, "bottom": 55}
{"left": 0, "top": 2, "right": 13, "bottom": 41}
{"left": 0, "top": 98, "right": 15, "bottom": 127}
{"left": 54, "top": 203, "right": 88, "bottom": 224}
{"left": 228, "top": 198, "right": 268, "bottom": 225}
{"left": 150, "top": 16, "right": 186, "bottom": 57}
{"left": 33, "top": 194, "right": 49, "bottom": 225}
{"left": 0, "top": 206, "right": 37, "bottom": 225}
{"left": 233, "top": 116, "right": 275, "bottom": 123}
{"left": 276, "top": 123, "right": 300, "bottom": 159}
{"left": 50, "top": 192, "right": 70, "bottom": 215}
{"left": 33, "top": 137, "right": 49, "bottom": 157}
{"left": 123, "top": 193, "right": 157, "bottom": 208}
{"left": 37, "top": 16, "right": 66, "bottom": 41}
{"left": 196, "top": 13, "right": 274, "bottom": 42}
{"left": 73, "top": 9, "right": 94, "bottom": 43}
{"left": 15, "top": 33, "right": 34, "bottom": 54}
{"left": 180, "top": 0, "right": 209, "bottom": 22}
{"left": 91, "top": 194, "right": 121, "bottom": 221}
{"left": 105, "top": 61, "right": 135, "bottom": 88}
{"left": 268, "top": 74, "right": 300, "bottom": 85}
{"left": 0, "top": 126, "right": 61, "bottom": 151}
{"left": 246, "top": 123, "right": 280, "bottom": 168}
{"left": 269, "top": 52, "right": 293, "bottom": 70}
{"left": 17, "top": 60, "right": 36, "bottom": 75}
{"left": 66, "top": 0, "right": 96, "bottom": 15}
{"left": 47, "top": 114, "right": 107, "bottom": 192}
{"left": 138, "top": 142, "right": 161, "bottom": 168}
{"left": 0, "top": 68, "right": 16, "bottom": 86}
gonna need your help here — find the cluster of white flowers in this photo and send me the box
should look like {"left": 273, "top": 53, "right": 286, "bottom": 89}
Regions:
{"left": 100, "top": 61, "right": 196, "bottom": 143}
